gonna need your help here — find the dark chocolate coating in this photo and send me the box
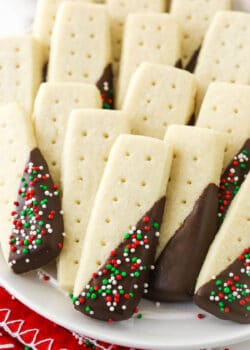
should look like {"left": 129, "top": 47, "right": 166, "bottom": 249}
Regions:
{"left": 217, "top": 139, "right": 250, "bottom": 230}
{"left": 96, "top": 64, "right": 114, "bottom": 109}
{"left": 185, "top": 46, "right": 201, "bottom": 73}
{"left": 74, "top": 197, "right": 165, "bottom": 322}
{"left": 9, "top": 148, "right": 64, "bottom": 274}
{"left": 194, "top": 256, "right": 250, "bottom": 324}
{"left": 147, "top": 184, "right": 218, "bottom": 302}
{"left": 175, "top": 59, "right": 183, "bottom": 69}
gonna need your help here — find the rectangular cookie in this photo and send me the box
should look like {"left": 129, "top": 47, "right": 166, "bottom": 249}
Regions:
{"left": 0, "top": 104, "right": 36, "bottom": 263}
{"left": 194, "top": 172, "right": 250, "bottom": 323}
{"left": 33, "top": 0, "right": 94, "bottom": 54}
{"left": 0, "top": 104, "right": 64, "bottom": 274}
{"left": 107, "top": 0, "right": 166, "bottom": 78}
{"left": 116, "top": 13, "right": 182, "bottom": 108}
{"left": 73, "top": 134, "right": 173, "bottom": 321}
{"left": 0, "top": 36, "right": 45, "bottom": 115}
{"left": 195, "top": 11, "right": 250, "bottom": 113}
{"left": 148, "top": 125, "right": 226, "bottom": 302}
{"left": 123, "top": 62, "right": 197, "bottom": 139}
{"left": 48, "top": 2, "right": 113, "bottom": 109}
{"left": 34, "top": 82, "right": 102, "bottom": 185}
{"left": 197, "top": 82, "right": 250, "bottom": 168}
{"left": 58, "top": 109, "right": 130, "bottom": 291}
{"left": 170, "top": 0, "right": 231, "bottom": 70}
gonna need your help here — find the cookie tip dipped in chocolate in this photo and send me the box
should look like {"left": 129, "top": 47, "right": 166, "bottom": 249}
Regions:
{"left": 148, "top": 184, "right": 218, "bottom": 302}
{"left": 217, "top": 139, "right": 250, "bottom": 229}
{"left": 194, "top": 253, "right": 250, "bottom": 324}
{"left": 8, "top": 148, "right": 64, "bottom": 274}
{"left": 194, "top": 172, "right": 250, "bottom": 324}
{"left": 73, "top": 197, "right": 165, "bottom": 322}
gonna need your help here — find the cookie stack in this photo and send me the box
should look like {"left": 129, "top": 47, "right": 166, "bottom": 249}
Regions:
{"left": 0, "top": 0, "right": 250, "bottom": 324}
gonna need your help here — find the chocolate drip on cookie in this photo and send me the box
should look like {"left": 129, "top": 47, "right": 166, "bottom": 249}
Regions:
{"left": 194, "top": 248, "right": 250, "bottom": 324}
{"left": 9, "top": 148, "right": 64, "bottom": 273}
{"left": 73, "top": 197, "right": 165, "bottom": 322}
{"left": 147, "top": 184, "right": 218, "bottom": 302}
{"left": 185, "top": 46, "right": 201, "bottom": 73}
{"left": 217, "top": 139, "right": 250, "bottom": 229}
{"left": 96, "top": 64, "right": 114, "bottom": 110}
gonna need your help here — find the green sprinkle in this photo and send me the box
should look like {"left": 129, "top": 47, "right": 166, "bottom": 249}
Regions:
{"left": 11, "top": 238, "right": 16, "bottom": 243}
{"left": 137, "top": 234, "right": 142, "bottom": 240}
{"left": 153, "top": 222, "right": 159, "bottom": 229}
{"left": 24, "top": 240, "right": 29, "bottom": 246}
{"left": 211, "top": 291, "right": 216, "bottom": 296}
{"left": 137, "top": 313, "right": 142, "bottom": 319}
{"left": 129, "top": 292, "right": 134, "bottom": 298}
{"left": 124, "top": 248, "right": 129, "bottom": 253}
{"left": 86, "top": 292, "right": 91, "bottom": 298}
{"left": 121, "top": 272, "right": 127, "bottom": 277}
{"left": 219, "top": 302, "right": 224, "bottom": 307}
{"left": 132, "top": 257, "right": 137, "bottom": 263}
{"left": 21, "top": 177, "right": 25, "bottom": 182}
{"left": 246, "top": 306, "right": 250, "bottom": 311}
{"left": 85, "top": 306, "right": 91, "bottom": 313}
{"left": 39, "top": 221, "right": 44, "bottom": 226}
{"left": 36, "top": 239, "right": 42, "bottom": 245}
{"left": 124, "top": 233, "right": 130, "bottom": 239}
{"left": 134, "top": 271, "right": 140, "bottom": 278}
{"left": 106, "top": 264, "right": 112, "bottom": 270}
{"left": 24, "top": 222, "right": 30, "bottom": 228}
{"left": 119, "top": 290, "right": 125, "bottom": 295}
{"left": 216, "top": 280, "right": 222, "bottom": 286}
{"left": 89, "top": 287, "right": 94, "bottom": 292}
{"left": 224, "top": 287, "right": 230, "bottom": 294}
{"left": 240, "top": 163, "right": 247, "bottom": 170}
{"left": 91, "top": 293, "right": 97, "bottom": 299}
{"left": 103, "top": 279, "right": 108, "bottom": 285}
{"left": 23, "top": 248, "right": 29, "bottom": 255}
{"left": 243, "top": 150, "right": 248, "bottom": 155}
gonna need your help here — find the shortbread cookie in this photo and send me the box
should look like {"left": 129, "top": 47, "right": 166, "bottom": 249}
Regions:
{"left": 170, "top": 0, "right": 231, "bottom": 70}
{"left": 195, "top": 11, "right": 250, "bottom": 112}
{"left": 148, "top": 126, "right": 226, "bottom": 302}
{"left": 197, "top": 82, "right": 250, "bottom": 167}
{"left": 107, "top": 0, "right": 165, "bottom": 78}
{"left": 48, "top": 2, "right": 113, "bottom": 109}
{"left": 0, "top": 104, "right": 36, "bottom": 263}
{"left": 34, "top": 82, "right": 101, "bottom": 186}
{"left": 116, "top": 13, "right": 182, "bottom": 108}
{"left": 0, "top": 104, "right": 64, "bottom": 274}
{"left": 123, "top": 63, "right": 197, "bottom": 139}
{"left": 33, "top": 0, "right": 93, "bottom": 54}
{"left": 73, "top": 135, "right": 173, "bottom": 321}
{"left": 0, "top": 36, "right": 45, "bottom": 115}
{"left": 58, "top": 109, "right": 130, "bottom": 291}
{"left": 194, "top": 172, "right": 250, "bottom": 323}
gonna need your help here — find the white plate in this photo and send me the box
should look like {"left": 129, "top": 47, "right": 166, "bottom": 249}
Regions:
{"left": 1, "top": 0, "right": 250, "bottom": 349}
{"left": 1, "top": 252, "right": 250, "bottom": 350}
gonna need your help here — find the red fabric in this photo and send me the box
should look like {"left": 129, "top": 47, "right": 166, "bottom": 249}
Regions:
{"left": 0, "top": 286, "right": 129, "bottom": 350}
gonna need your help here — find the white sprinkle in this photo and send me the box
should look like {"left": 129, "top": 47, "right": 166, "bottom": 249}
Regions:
{"left": 109, "top": 306, "right": 115, "bottom": 312}
{"left": 122, "top": 305, "right": 127, "bottom": 310}
{"left": 151, "top": 265, "right": 155, "bottom": 270}
{"left": 134, "top": 284, "right": 138, "bottom": 289}
{"left": 90, "top": 311, "right": 94, "bottom": 315}
{"left": 155, "top": 302, "right": 161, "bottom": 308}
{"left": 75, "top": 301, "right": 80, "bottom": 306}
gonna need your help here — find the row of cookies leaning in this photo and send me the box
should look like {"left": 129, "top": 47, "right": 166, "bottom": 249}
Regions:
{"left": 0, "top": 0, "right": 250, "bottom": 323}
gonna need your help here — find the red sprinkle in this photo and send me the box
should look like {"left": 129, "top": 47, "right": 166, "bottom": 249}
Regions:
{"left": 197, "top": 313, "right": 205, "bottom": 319}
